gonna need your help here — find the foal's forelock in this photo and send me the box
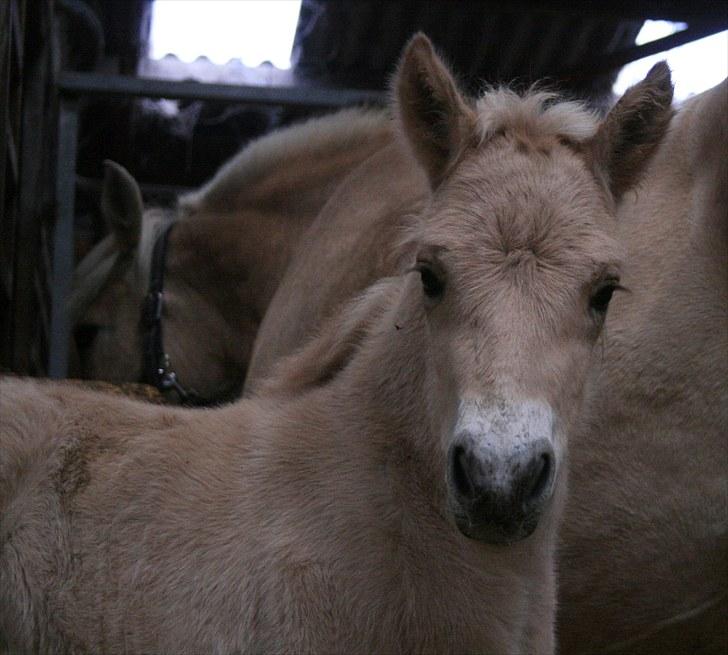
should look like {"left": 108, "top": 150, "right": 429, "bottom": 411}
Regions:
{"left": 69, "top": 208, "right": 176, "bottom": 322}
{"left": 475, "top": 88, "right": 599, "bottom": 146}
{"left": 68, "top": 236, "right": 123, "bottom": 322}
{"left": 393, "top": 90, "right": 603, "bottom": 258}
{"left": 134, "top": 208, "right": 176, "bottom": 289}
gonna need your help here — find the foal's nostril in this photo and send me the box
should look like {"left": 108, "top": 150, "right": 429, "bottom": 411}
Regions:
{"left": 448, "top": 436, "right": 556, "bottom": 543}
{"left": 524, "top": 451, "right": 553, "bottom": 504}
{"left": 450, "top": 445, "right": 475, "bottom": 500}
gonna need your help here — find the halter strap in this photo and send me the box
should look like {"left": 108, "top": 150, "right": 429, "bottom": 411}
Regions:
{"left": 141, "top": 222, "right": 203, "bottom": 405}
{"left": 140, "top": 222, "right": 245, "bottom": 406}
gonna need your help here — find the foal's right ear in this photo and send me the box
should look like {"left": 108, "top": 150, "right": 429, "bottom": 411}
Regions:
{"left": 590, "top": 62, "right": 674, "bottom": 201}
{"left": 393, "top": 33, "right": 477, "bottom": 189}
{"left": 101, "top": 160, "right": 143, "bottom": 252}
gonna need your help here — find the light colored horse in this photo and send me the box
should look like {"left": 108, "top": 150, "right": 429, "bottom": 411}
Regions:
{"left": 0, "top": 34, "right": 669, "bottom": 653}
{"left": 557, "top": 78, "right": 728, "bottom": 655}
{"left": 246, "top": 61, "right": 726, "bottom": 655}
{"left": 70, "top": 107, "right": 392, "bottom": 402}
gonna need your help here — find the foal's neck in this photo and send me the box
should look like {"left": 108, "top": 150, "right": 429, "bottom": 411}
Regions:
{"left": 330, "top": 286, "right": 443, "bottom": 505}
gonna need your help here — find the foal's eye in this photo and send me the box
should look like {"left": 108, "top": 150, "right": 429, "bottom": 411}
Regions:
{"left": 589, "top": 280, "right": 620, "bottom": 316}
{"left": 416, "top": 261, "right": 445, "bottom": 300}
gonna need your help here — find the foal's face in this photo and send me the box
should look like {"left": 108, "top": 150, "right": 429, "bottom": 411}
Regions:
{"left": 411, "top": 138, "right": 622, "bottom": 544}
{"left": 74, "top": 262, "right": 146, "bottom": 383}
{"left": 391, "top": 34, "right": 669, "bottom": 544}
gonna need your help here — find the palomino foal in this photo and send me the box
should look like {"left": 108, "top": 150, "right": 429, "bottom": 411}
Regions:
{"left": 249, "top": 41, "right": 725, "bottom": 655}
{"left": 0, "top": 36, "right": 671, "bottom": 654}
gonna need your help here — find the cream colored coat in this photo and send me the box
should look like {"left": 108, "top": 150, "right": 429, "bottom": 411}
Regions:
{"left": 246, "top": 74, "right": 727, "bottom": 655}
{"left": 0, "top": 36, "right": 676, "bottom": 655}
{"left": 557, "top": 79, "right": 728, "bottom": 654}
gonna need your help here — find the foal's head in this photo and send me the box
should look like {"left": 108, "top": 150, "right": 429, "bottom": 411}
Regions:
{"left": 70, "top": 163, "right": 248, "bottom": 401}
{"left": 70, "top": 161, "right": 169, "bottom": 384}
{"left": 392, "top": 35, "right": 672, "bottom": 544}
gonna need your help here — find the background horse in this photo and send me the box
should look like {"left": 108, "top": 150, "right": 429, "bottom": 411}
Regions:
{"left": 70, "top": 108, "right": 392, "bottom": 403}
{"left": 245, "top": 53, "right": 726, "bottom": 655}
{"left": 0, "top": 34, "right": 669, "bottom": 653}
{"left": 557, "top": 77, "right": 728, "bottom": 655}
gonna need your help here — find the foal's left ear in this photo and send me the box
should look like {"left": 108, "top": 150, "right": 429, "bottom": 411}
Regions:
{"left": 101, "top": 160, "right": 144, "bottom": 252}
{"left": 394, "top": 33, "right": 477, "bottom": 189}
{"left": 590, "top": 61, "right": 674, "bottom": 201}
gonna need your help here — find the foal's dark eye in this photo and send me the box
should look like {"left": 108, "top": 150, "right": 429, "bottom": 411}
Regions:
{"left": 589, "top": 280, "right": 620, "bottom": 316}
{"left": 417, "top": 262, "right": 445, "bottom": 300}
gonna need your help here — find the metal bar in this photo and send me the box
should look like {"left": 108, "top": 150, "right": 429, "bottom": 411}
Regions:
{"left": 13, "top": 4, "right": 52, "bottom": 375}
{"left": 57, "top": 71, "right": 387, "bottom": 108}
{"left": 48, "top": 97, "right": 79, "bottom": 378}
{"left": 9, "top": 0, "right": 22, "bottom": 66}
{"left": 478, "top": 1, "right": 727, "bottom": 23}
{"left": 5, "top": 115, "right": 18, "bottom": 183}
{"left": 559, "top": 22, "right": 726, "bottom": 82}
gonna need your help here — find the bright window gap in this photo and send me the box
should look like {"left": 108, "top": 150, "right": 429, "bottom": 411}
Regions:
{"left": 148, "top": 0, "right": 302, "bottom": 70}
{"left": 614, "top": 21, "right": 727, "bottom": 102}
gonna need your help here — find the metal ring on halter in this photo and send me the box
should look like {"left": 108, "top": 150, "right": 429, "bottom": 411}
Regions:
{"left": 140, "top": 222, "right": 245, "bottom": 406}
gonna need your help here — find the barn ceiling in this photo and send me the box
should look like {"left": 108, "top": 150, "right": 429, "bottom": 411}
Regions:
{"left": 62, "top": 0, "right": 727, "bottom": 201}
{"left": 290, "top": 0, "right": 726, "bottom": 98}
{"left": 77, "top": 0, "right": 727, "bottom": 99}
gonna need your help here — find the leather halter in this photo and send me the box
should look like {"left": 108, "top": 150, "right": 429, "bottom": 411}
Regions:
{"left": 141, "top": 222, "right": 204, "bottom": 405}
{"left": 141, "top": 222, "right": 245, "bottom": 406}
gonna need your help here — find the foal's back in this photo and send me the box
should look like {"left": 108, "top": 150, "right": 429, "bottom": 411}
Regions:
{"left": 0, "top": 380, "right": 231, "bottom": 652}
{"left": 0, "top": 379, "right": 306, "bottom": 652}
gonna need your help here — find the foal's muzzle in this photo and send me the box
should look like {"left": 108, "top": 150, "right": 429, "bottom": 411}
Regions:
{"left": 447, "top": 422, "right": 556, "bottom": 545}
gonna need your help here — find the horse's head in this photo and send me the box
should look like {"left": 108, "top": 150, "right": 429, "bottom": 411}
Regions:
{"left": 70, "top": 161, "right": 154, "bottom": 384}
{"left": 391, "top": 35, "right": 673, "bottom": 544}
{"left": 70, "top": 162, "right": 244, "bottom": 402}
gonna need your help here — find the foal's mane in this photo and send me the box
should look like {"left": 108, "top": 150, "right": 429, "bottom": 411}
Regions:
{"left": 474, "top": 87, "right": 599, "bottom": 145}
{"left": 255, "top": 278, "right": 401, "bottom": 396}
